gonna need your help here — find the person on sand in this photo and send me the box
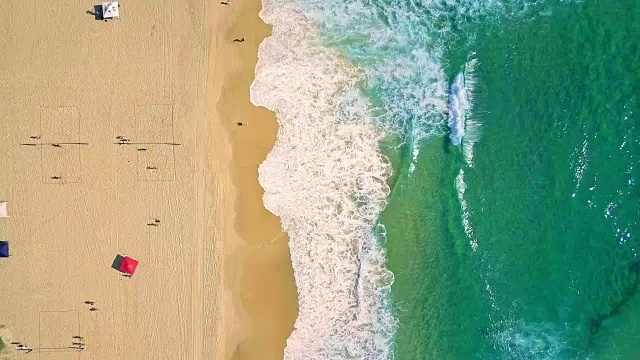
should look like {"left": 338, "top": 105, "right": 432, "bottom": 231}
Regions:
{"left": 220, "top": 1, "right": 230, "bottom": 4}
{"left": 89, "top": 307, "right": 99, "bottom": 311}
{"left": 17, "top": 345, "right": 33, "bottom": 353}
{"left": 84, "top": 301, "right": 95, "bottom": 305}
{"left": 233, "top": 38, "right": 245, "bottom": 43}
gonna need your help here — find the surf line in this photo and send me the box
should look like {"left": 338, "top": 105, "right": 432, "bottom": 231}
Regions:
{"left": 448, "top": 57, "right": 480, "bottom": 167}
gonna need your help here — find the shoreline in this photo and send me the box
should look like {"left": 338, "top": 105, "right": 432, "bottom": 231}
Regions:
{"left": 207, "top": 0, "right": 298, "bottom": 358}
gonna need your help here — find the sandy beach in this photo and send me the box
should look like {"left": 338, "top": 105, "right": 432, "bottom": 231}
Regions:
{"left": 0, "top": 0, "right": 296, "bottom": 359}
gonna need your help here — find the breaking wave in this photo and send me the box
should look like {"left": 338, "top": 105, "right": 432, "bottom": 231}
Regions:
{"left": 449, "top": 73, "right": 469, "bottom": 146}
{"left": 449, "top": 59, "right": 480, "bottom": 164}
{"left": 251, "top": 0, "right": 396, "bottom": 358}
{"left": 461, "top": 59, "right": 481, "bottom": 167}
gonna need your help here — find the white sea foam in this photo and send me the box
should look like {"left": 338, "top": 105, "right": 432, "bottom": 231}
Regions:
{"left": 448, "top": 74, "right": 468, "bottom": 146}
{"left": 251, "top": 0, "right": 396, "bottom": 358}
{"left": 455, "top": 169, "right": 478, "bottom": 251}
{"left": 300, "top": 0, "right": 451, "bottom": 175}
{"left": 493, "top": 321, "right": 570, "bottom": 359}
{"left": 461, "top": 59, "right": 481, "bottom": 167}
{"left": 448, "top": 59, "right": 480, "bottom": 162}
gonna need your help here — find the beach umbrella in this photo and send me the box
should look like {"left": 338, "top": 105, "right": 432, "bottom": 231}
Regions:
{"left": 102, "top": 2, "right": 120, "bottom": 19}
{"left": 119, "top": 256, "right": 139, "bottom": 275}
{"left": 0, "top": 242, "right": 8, "bottom": 258}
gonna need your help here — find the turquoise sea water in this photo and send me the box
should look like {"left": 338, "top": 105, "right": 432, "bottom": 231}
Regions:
{"left": 379, "top": 0, "right": 640, "bottom": 358}
{"left": 253, "top": 0, "right": 639, "bottom": 357}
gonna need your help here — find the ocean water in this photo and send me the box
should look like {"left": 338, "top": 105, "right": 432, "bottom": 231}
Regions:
{"left": 252, "top": 0, "right": 640, "bottom": 358}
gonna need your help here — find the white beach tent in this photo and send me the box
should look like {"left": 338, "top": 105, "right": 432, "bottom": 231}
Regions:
{"left": 102, "top": 2, "right": 120, "bottom": 19}
{"left": 0, "top": 202, "right": 8, "bottom": 218}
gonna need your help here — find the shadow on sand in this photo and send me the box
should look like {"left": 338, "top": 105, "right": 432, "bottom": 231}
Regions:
{"left": 111, "top": 254, "right": 125, "bottom": 272}
{"left": 87, "top": 5, "right": 104, "bottom": 21}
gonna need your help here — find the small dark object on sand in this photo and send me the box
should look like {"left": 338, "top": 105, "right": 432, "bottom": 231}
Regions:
{"left": 84, "top": 301, "right": 95, "bottom": 305}
{"left": 51, "top": 143, "right": 62, "bottom": 148}
{"left": 233, "top": 38, "right": 245, "bottom": 43}
{"left": 89, "top": 307, "right": 99, "bottom": 311}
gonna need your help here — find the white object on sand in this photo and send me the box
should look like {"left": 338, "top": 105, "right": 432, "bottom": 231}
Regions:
{"left": 0, "top": 202, "right": 8, "bottom": 218}
{"left": 102, "top": 2, "right": 120, "bottom": 19}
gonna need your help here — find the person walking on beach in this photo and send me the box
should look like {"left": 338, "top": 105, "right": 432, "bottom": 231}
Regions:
{"left": 233, "top": 38, "right": 245, "bottom": 43}
{"left": 17, "top": 345, "right": 33, "bottom": 353}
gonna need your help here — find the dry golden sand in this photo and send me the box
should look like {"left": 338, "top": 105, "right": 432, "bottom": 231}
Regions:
{"left": 0, "top": 0, "right": 296, "bottom": 359}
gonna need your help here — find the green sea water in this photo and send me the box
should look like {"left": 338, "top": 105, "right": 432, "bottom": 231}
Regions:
{"left": 383, "top": 0, "right": 640, "bottom": 358}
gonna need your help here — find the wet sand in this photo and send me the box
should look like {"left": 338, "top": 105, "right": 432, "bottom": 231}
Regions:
{"left": 210, "top": 0, "right": 299, "bottom": 357}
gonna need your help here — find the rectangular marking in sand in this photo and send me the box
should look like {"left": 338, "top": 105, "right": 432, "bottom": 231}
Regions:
{"left": 40, "top": 106, "right": 82, "bottom": 183}
{"left": 38, "top": 310, "right": 80, "bottom": 360}
{"left": 135, "top": 105, "right": 176, "bottom": 181}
